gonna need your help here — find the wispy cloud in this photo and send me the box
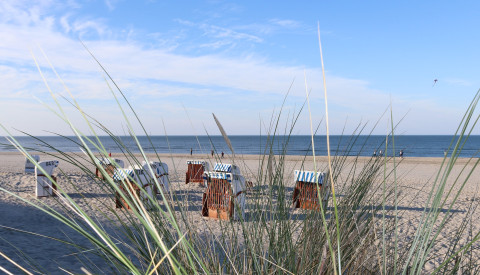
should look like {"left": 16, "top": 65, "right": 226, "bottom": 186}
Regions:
{"left": 104, "top": 0, "right": 118, "bottom": 11}
{"left": 59, "top": 14, "right": 72, "bottom": 33}
{"left": 269, "top": 19, "right": 301, "bottom": 28}
{"left": 72, "top": 18, "right": 109, "bottom": 38}
{"left": 444, "top": 77, "right": 472, "bottom": 87}
{"left": 176, "top": 19, "right": 262, "bottom": 45}
{"left": 204, "top": 24, "right": 262, "bottom": 42}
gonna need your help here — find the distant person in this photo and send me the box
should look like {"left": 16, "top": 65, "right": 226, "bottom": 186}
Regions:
{"left": 211, "top": 150, "right": 214, "bottom": 157}
{"left": 373, "top": 150, "right": 377, "bottom": 157}
{"left": 399, "top": 150, "right": 404, "bottom": 158}
{"left": 379, "top": 150, "right": 383, "bottom": 157}
{"left": 190, "top": 148, "right": 192, "bottom": 155}
{"left": 221, "top": 151, "right": 224, "bottom": 158}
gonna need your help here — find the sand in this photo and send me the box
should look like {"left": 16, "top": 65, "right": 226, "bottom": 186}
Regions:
{"left": 1, "top": 152, "right": 480, "bottom": 273}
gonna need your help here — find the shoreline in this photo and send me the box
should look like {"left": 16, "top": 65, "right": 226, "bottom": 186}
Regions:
{"left": 1, "top": 151, "right": 473, "bottom": 179}
{"left": 4, "top": 150, "right": 472, "bottom": 163}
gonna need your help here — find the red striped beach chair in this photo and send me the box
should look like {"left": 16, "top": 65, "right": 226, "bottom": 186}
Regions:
{"left": 292, "top": 170, "right": 330, "bottom": 210}
{"left": 201, "top": 163, "right": 246, "bottom": 220}
{"left": 35, "top": 160, "right": 59, "bottom": 197}
{"left": 186, "top": 160, "right": 209, "bottom": 184}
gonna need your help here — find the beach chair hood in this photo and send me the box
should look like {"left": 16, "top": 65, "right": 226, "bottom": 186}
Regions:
{"left": 25, "top": 155, "right": 40, "bottom": 174}
{"left": 294, "top": 170, "right": 325, "bottom": 184}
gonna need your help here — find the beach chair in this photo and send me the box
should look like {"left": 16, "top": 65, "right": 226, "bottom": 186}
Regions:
{"left": 201, "top": 163, "right": 246, "bottom": 220}
{"left": 292, "top": 170, "right": 330, "bottom": 210}
{"left": 186, "top": 160, "right": 209, "bottom": 184}
{"left": 95, "top": 157, "right": 124, "bottom": 180}
{"left": 142, "top": 161, "right": 169, "bottom": 194}
{"left": 113, "top": 166, "right": 154, "bottom": 210}
{"left": 35, "top": 160, "right": 59, "bottom": 197}
{"left": 25, "top": 155, "right": 40, "bottom": 174}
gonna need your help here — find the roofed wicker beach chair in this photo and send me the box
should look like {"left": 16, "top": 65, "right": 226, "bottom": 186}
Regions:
{"left": 201, "top": 163, "right": 246, "bottom": 220}
{"left": 186, "top": 160, "right": 209, "bottom": 184}
{"left": 113, "top": 166, "right": 154, "bottom": 210}
{"left": 95, "top": 157, "right": 124, "bottom": 180}
{"left": 35, "top": 160, "right": 59, "bottom": 198}
{"left": 142, "top": 161, "right": 169, "bottom": 194}
{"left": 292, "top": 170, "right": 330, "bottom": 210}
{"left": 25, "top": 155, "right": 40, "bottom": 174}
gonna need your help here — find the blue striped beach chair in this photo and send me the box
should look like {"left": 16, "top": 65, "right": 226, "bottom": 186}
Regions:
{"left": 113, "top": 166, "right": 154, "bottom": 210}
{"left": 292, "top": 170, "right": 330, "bottom": 210}
{"left": 95, "top": 157, "right": 124, "bottom": 180}
{"left": 201, "top": 163, "right": 246, "bottom": 220}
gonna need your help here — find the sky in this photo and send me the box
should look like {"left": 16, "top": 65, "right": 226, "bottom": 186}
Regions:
{"left": 1, "top": 0, "right": 480, "bottom": 136}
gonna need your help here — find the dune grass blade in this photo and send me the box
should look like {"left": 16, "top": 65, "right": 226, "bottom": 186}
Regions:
{"left": 212, "top": 113, "right": 235, "bottom": 158}
{"left": 388, "top": 102, "right": 399, "bottom": 274}
{"left": 304, "top": 70, "right": 336, "bottom": 275}
{"left": 317, "top": 22, "right": 341, "bottom": 275}
{"left": 0, "top": 251, "right": 33, "bottom": 275}
{"left": 148, "top": 231, "right": 188, "bottom": 275}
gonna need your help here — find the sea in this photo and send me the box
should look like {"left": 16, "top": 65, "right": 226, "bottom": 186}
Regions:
{"left": 2, "top": 135, "right": 480, "bottom": 158}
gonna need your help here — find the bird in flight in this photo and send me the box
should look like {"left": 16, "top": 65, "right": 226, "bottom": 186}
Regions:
{"left": 433, "top": 79, "right": 438, "bottom": 87}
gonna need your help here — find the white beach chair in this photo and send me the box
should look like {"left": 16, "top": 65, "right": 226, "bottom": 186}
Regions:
{"left": 201, "top": 163, "right": 246, "bottom": 220}
{"left": 35, "top": 160, "right": 59, "bottom": 197}
{"left": 113, "top": 166, "right": 154, "bottom": 210}
{"left": 292, "top": 170, "right": 330, "bottom": 210}
{"left": 25, "top": 155, "right": 40, "bottom": 174}
{"left": 142, "top": 161, "right": 169, "bottom": 194}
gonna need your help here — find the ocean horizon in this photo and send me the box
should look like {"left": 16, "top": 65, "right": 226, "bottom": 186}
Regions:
{"left": 2, "top": 135, "right": 479, "bottom": 158}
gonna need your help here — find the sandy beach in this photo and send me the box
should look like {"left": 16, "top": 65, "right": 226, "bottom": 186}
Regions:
{"left": 1, "top": 151, "right": 480, "bottom": 273}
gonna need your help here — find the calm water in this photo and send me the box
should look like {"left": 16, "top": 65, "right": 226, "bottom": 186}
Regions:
{"left": 1, "top": 135, "right": 479, "bottom": 158}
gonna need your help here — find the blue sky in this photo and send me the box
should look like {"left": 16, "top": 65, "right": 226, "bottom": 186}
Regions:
{"left": 1, "top": 0, "right": 479, "bottom": 136}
